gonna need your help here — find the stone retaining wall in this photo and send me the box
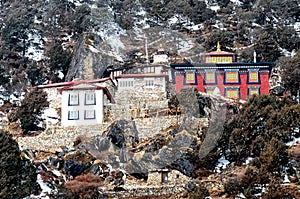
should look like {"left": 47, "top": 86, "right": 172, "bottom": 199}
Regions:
{"left": 102, "top": 185, "right": 185, "bottom": 198}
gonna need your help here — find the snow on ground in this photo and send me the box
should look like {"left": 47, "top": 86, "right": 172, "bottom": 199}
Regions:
{"left": 25, "top": 30, "right": 45, "bottom": 61}
{"left": 215, "top": 156, "right": 230, "bottom": 173}
{"left": 24, "top": 174, "right": 53, "bottom": 199}
{"left": 286, "top": 136, "right": 300, "bottom": 147}
{"left": 230, "top": 0, "right": 243, "bottom": 6}
{"left": 209, "top": 5, "right": 220, "bottom": 11}
{"left": 244, "top": 157, "right": 253, "bottom": 165}
{"left": 283, "top": 174, "right": 290, "bottom": 183}
{"left": 42, "top": 107, "right": 59, "bottom": 125}
{"left": 177, "top": 38, "right": 194, "bottom": 55}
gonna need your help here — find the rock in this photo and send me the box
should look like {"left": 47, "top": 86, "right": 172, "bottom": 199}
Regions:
{"left": 107, "top": 120, "right": 139, "bottom": 148}
{"left": 64, "top": 159, "right": 90, "bottom": 177}
{"left": 66, "top": 33, "right": 110, "bottom": 81}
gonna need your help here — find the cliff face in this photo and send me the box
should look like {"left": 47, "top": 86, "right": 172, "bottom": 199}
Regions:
{"left": 66, "top": 33, "right": 120, "bottom": 81}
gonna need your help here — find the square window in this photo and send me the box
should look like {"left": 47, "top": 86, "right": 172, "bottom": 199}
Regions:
{"left": 85, "top": 92, "right": 96, "bottom": 105}
{"left": 68, "top": 93, "right": 79, "bottom": 106}
{"left": 248, "top": 86, "right": 260, "bottom": 96}
{"left": 204, "top": 70, "right": 217, "bottom": 84}
{"left": 247, "top": 69, "right": 260, "bottom": 84}
{"left": 184, "top": 71, "right": 197, "bottom": 85}
{"left": 205, "top": 87, "right": 216, "bottom": 95}
{"left": 68, "top": 110, "right": 79, "bottom": 120}
{"left": 224, "top": 69, "right": 240, "bottom": 84}
{"left": 84, "top": 110, "right": 96, "bottom": 119}
{"left": 224, "top": 87, "right": 240, "bottom": 99}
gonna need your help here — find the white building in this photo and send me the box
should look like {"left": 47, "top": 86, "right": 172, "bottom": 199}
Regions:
{"left": 116, "top": 74, "right": 168, "bottom": 94}
{"left": 153, "top": 48, "right": 169, "bottom": 63}
{"left": 37, "top": 78, "right": 115, "bottom": 127}
{"left": 60, "top": 83, "right": 114, "bottom": 127}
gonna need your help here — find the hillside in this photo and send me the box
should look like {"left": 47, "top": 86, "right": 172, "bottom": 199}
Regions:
{"left": 0, "top": 0, "right": 300, "bottom": 198}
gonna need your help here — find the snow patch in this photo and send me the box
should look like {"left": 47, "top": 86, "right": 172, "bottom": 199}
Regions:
{"left": 283, "top": 174, "right": 290, "bottom": 183}
{"left": 215, "top": 156, "right": 230, "bottom": 173}
{"left": 24, "top": 30, "right": 45, "bottom": 61}
{"left": 230, "top": 0, "right": 243, "bottom": 6}
{"left": 244, "top": 157, "right": 253, "bottom": 165}
{"left": 286, "top": 136, "right": 300, "bottom": 146}
{"left": 25, "top": 174, "right": 54, "bottom": 199}
{"left": 42, "top": 107, "right": 59, "bottom": 125}
{"left": 89, "top": 45, "right": 100, "bottom": 53}
{"left": 209, "top": 5, "right": 220, "bottom": 11}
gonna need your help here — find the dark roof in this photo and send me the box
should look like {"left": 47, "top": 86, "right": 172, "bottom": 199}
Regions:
{"left": 170, "top": 62, "right": 273, "bottom": 71}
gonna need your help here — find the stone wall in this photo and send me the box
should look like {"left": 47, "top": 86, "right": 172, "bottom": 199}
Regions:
{"left": 17, "top": 124, "right": 109, "bottom": 154}
{"left": 102, "top": 185, "right": 185, "bottom": 198}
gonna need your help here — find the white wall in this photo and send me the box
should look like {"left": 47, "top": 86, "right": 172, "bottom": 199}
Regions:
{"left": 61, "top": 89, "right": 104, "bottom": 127}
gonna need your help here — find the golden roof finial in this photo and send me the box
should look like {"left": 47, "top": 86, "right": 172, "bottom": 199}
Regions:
{"left": 217, "top": 42, "right": 221, "bottom": 52}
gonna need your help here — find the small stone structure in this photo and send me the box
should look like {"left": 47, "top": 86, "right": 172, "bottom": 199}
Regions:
{"left": 147, "top": 169, "right": 189, "bottom": 186}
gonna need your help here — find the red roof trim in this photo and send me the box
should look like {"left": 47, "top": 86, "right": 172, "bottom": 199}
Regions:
{"left": 37, "top": 77, "right": 115, "bottom": 89}
{"left": 58, "top": 82, "right": 115, "bottom": 103}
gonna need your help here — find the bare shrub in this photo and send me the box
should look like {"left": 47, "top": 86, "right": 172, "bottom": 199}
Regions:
{"left": 64, "top": 174, "right": 104, "bottom": 199}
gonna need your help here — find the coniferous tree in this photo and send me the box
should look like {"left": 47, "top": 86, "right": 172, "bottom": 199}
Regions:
{"left": 0, "top": 130, "right": 39, "bottom": 198}
{"left": 14, "top": 88, "right": 49, "bottom": 133}
{"left": 254, "top": 30, "right": 281, "bottom": 62}
{"left": 221, "top": 95, "right": 299, "bottom": 164}
{"left": 282, "top": 50, "right": 300, "bottom": 97}
{"left": 46, "top": 41, "right": 72, "bottom": 82}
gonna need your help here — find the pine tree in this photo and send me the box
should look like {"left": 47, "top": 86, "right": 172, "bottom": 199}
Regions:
{"left": 15, "top": 88, "right": 49, "bottom": 133}
{"left": 0, "top": 130, "right": 39, "bottom": 198}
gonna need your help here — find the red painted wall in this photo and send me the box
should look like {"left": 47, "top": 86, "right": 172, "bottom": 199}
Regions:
{"left": 175, "top": 70, "right": 270, "bottom": 100}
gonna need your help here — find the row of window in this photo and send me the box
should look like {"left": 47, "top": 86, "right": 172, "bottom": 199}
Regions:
{"left": 68, "top": 93, "right": 96, "bottom": 106}
{"left": 184, "top": 69, "right": 260, "bottom": 85}
{"left": 205, "top": 56, "right": 233, "bottom": 63}
{"left": 118, "top": 80, "right": 155, "bottom": 87}
{"left": 68, "top": 110, "right": 96, "bottom": 120}
{"left": 145, "top": 80, "right": 154, "bottom": 86}
{"left": 205, "top": 86, "right": 260, "bottom": 99}
{"left": 119, "top": 81, "right": 134, "bottom": 87}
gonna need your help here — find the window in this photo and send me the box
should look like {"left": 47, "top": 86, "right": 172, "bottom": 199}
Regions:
{"left": 145, "top": 80, "right": 154, "bottom": 86}
{"left": 84, "top": 110, "right": 96, "bottom": 119}
{"left": 224, "top": 69, "right": 240, "bottom": 84}
{"left": 248, "top": 86, "right": 260, "bottom": 96}
{"left": 247, "top": 69, "right": 260, "bottom": 83}
{"left": 204, "top": 70, "right": 217, "bottom": 84}
{"left": 85, "top": 92, "right": 96, "bottom": 105}
{"left": 68, "top": 93, "right": 79, "bottom": 106}
{"left": 224, "top": 87, "right": 240, "bottom": 99}
{"left": 205, "top": 86, "right": 216, "bottom": 95}
{"left": 68, "top": 110, "right": 79, "bottom": 120}
{"left": 119, "top": 81, "right": 133, "bottom": 87}
{"left": 184, "top": 71, "right": 197, "bottom": 85}
{"left": 144, "top": 67, "right": 155, "bottom": 73}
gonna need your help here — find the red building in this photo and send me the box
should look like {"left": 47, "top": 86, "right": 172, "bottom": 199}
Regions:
{"left": 171, "top": 44, "right": 273, "bottom": 100}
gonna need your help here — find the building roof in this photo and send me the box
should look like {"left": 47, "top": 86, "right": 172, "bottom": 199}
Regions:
{"left": 171, "top": 62, "right": 273, "bottom": 71}
{"left": 115, "top": 73, "right": 168, "bottom": 79}
{"left": 37, "top": 77, "right": 115, "bottom": 103}
{"left": 58, "top": 82, "right": 115, "bottom": 103}
{"left": 36, "top": 77, "right": 115, "bottom": 89}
